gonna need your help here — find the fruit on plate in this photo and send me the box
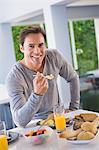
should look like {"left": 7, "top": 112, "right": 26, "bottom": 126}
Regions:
{"left": 37, "top": 115, "right": 72, "bottom": 128}
{"left": 39, "top": 119, "right": 54, "bottom": 126}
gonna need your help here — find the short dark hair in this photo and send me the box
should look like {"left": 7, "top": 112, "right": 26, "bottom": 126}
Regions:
{"left": 19, "top": 25, "right": 46, "bottom": 46}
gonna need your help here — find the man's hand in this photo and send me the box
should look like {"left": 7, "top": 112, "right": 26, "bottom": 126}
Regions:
{"left": 33, "top": 72, "right": 48, "bottom": 96}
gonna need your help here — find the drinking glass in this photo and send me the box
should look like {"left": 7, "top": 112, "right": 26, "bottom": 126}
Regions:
{"left": 0, "top": 121, "right": 8, "bottom": 150}
{"left": 53, "top": 105, "right": 66, "bottom": 132}
{"left": 0, "top": 121, "right": 6, "bottom": 135}
{"left": 0, "top": 135, "right": 8, "bottom": 150}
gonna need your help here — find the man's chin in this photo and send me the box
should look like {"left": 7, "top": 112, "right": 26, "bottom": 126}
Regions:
{"left": 31, "top": 61, "right": 41, "bottom": 68}
{"left": 31, "top": 60, "right": 41, "bottom": 65}
{"left": 31, "top": 58, "right": 41, "bottom": 63}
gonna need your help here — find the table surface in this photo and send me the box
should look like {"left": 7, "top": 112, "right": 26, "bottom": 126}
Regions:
{"left": 0, "top": 84, "right": 10, "bottom": 104}
{"left": 8, "top": 109, "right": 99, "bottom": 150}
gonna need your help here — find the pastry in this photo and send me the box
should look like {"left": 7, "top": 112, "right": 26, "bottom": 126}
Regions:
{"left": 73, "top": 120, "right": 84, "bottom": 130}
{"left": 59, "top": 128, "right": 82, "bottom": 139}
{"left": 80, "top": 113, "right": 98, "bottom": 122}
{"left": 77, "top": 131, "right": 95, "bottom": 140}
{"left": 93, "top": 116, "right": 99, "bottom": 128}
{"left": 73, "top": 114, "right": 84, "bottom": 130}
{"left": 74, "top": 115, "right": 84, "bottom": 121}
{"left": 81, "top": 121, "right": 97, "bottom": 134}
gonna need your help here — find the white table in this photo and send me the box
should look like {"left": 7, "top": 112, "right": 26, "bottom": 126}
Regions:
{"left": 9, "top": 109, "right": 99, "bottom": 150}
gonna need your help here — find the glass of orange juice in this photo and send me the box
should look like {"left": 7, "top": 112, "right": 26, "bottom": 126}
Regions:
{"left": 53, "top": 105, "right": 66, "bottom": 132}
{"left": 0, "top": 121, "right": 8, "bottom": 150}
{"left": 0, "top": 135, "right": 8, "bottom": 150}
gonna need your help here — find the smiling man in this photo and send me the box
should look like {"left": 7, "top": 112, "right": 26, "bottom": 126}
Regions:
{"left": 20, "top": 31, "right": 46, "bottom": 72}
{"left": 6, "top": 26, "right": 80, "bottom": 127}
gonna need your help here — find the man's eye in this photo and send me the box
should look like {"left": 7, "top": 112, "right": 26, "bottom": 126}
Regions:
{"left": 38, "top": 43, "right": 45, "bottom": 48}
{"left": 29, "top": 45, "right": 34, "bottom": 48}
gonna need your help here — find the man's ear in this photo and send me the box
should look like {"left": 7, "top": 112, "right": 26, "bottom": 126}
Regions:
{"left": 20, "top": 44, "right": 24, "bottom": 53}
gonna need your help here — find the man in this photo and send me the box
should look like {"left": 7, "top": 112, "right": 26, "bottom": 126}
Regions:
{"left": 6, "top": 26, "right": 80, "bottom": 127}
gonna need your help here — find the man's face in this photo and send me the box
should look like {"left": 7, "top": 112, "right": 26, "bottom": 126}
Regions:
{"left": 20, "top": 33, "right": 46, "bottom": 71}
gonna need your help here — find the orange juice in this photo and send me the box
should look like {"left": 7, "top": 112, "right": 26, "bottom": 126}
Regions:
{"left": 0, "top": 135, "right": 8, "bottom": 150}
{"left": 55, "top": 114, "right": 66, "bottom": 131}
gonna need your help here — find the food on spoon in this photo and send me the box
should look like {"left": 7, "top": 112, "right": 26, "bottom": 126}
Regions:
{"left": 46, "top": 74, "right": 54, "bottom": 80}
{"left": 77, "top": 131, "right": 95, "bottom": 140}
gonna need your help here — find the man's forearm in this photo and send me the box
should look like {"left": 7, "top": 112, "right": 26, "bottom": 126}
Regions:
{"left": 11, "top": 93, "right": 43, "bottom": 127}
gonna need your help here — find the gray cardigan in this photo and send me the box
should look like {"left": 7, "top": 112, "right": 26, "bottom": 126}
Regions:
{"left": 6, "top": 49, "right": 80, "bottom": 127}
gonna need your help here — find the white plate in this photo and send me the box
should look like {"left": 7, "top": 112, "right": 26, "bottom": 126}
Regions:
{"left": 7, "top": 131, "right": 19, "bottom": 144}
{"left": 67, "top": 138, "right": 94, "bottom": 144}
{"left": 66, "top": 131, "right": 99, "bottom": 145}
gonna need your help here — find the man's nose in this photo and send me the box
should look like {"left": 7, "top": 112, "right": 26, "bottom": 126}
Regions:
{"left": 33, "top": 46, "right": 40, "bottom": 54}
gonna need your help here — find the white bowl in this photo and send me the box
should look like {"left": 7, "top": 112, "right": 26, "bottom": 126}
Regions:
{"left": 24, "top": 126, "right": 53, "bottom": 145}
